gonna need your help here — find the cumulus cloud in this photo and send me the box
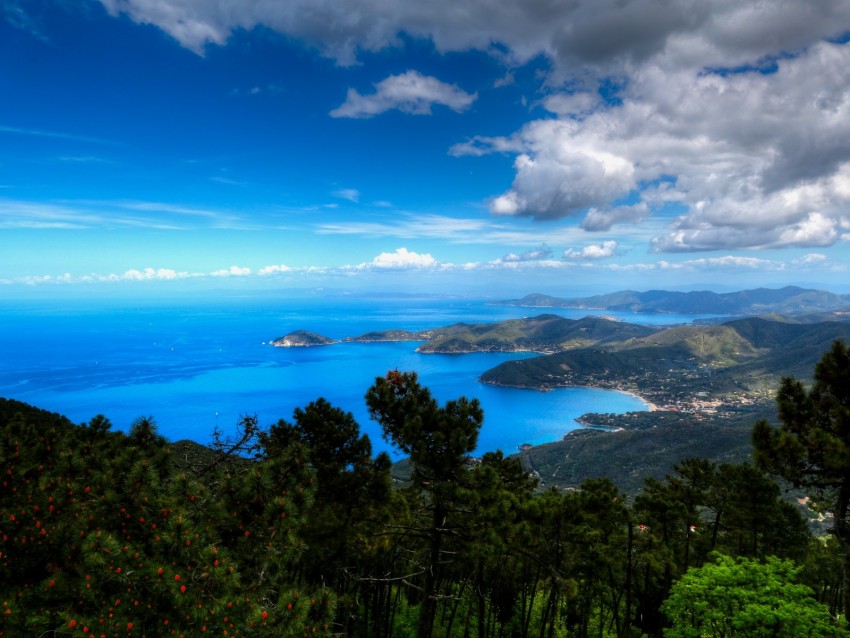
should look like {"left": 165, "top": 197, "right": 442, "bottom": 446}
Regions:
{"left": 330, "top": 71, "right": 476, "bottom": 118}
{"left": 483, "top": 137, "right": 636, "bottom": 220}
{"left": 369, "top": 247, "right": 438, "bottom": 269}
{"left": 97, "top": 0, "right": 850, "bottom": 74}
{"left": 498, "top": 244, "right": 553, "bottom": 262}
{"left": 29, "top": 1, "right": 850, "bottom": 257}
{"left": 258, "top": 264, "right": 293, "bottom": 275}
{"left": 564, "top": 240, "right": 618, "bottom": 260}
{"left": 582, "top": 204, "right": 649, "bottom": 231}
{"left": 461, "top": 39, "right": 850, "bottom": 251}
{"left": 121, "top": 267, "right": 184, "bottom": 281}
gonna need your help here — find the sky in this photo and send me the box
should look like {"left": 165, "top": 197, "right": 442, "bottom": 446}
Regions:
{"left": 2, "top": 0, "right": 850, "bottom": 298}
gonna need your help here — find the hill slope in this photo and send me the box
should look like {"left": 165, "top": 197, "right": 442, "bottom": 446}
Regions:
{"left": 417, "top": 314, "right": 658, "bottom": 353}
{"left": 481, "top": 317, "right": 850, "bottom": 405}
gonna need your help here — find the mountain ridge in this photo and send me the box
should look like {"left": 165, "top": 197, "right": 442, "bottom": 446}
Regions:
{"left": 498, "top": 286, "right": 850, "bottom": 316}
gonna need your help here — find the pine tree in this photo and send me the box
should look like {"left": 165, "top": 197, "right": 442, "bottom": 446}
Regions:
{"left": 753, "top": 340, "right": 850, "bottom": 624}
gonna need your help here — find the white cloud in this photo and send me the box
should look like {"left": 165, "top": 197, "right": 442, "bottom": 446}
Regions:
{"left": 564, "top": 240, "right": 618, "bottom": 260}
{"left": 0, "top": 124, "right": 114, "bottom": 145}
{"left": 498, "top": 244, "right": 553, "bottom": 262}
{"left": 121, "top": 267, "right": 185, "bottom": 281}
{"left": 581, "top": 204, "right": 649, "bottom": 231}
{"left": 793, "top": 253, "right": 827, "bottom": 265}
{"left": 97, "top": 0, "right": 850, "bottom": 75}
{"left": 210, "top": 265, "right": 252, "bottom": 277}
{"left": 493, "top": 72, "right": 515, "bottom": 88}
{"left": 317, "top": 213, "right": 591, "bottom": 246}
{"left": 369, "top": 247, "right": 437, "bottom": 269}
{"left": 659, "top": 256, "right": 781, "bottom": 270}
{"left": 3, "top": 248, "right": 844, "bottom": 287}
{"left": 0, "top": 197, "right": 244, "bottom": 232}
{"left": 459, "top": 39, "right": 850, "bottom": 251}
{"left": 542, "top": 92, "right": 600, "bottom": 118}
{"left": 329, "top": 71, "right": 476, "bottom": 118}
{"left": 332, "top": 188, "right": 360, "bottom": 202}
{"left": 478, "top": 132, "right": 637, "bottom": 220}
{"left": 258, "top": 264, "right": 293, "bottom": 275}
{"left": 87, "top": 0, "right": 850, "bottom": 260}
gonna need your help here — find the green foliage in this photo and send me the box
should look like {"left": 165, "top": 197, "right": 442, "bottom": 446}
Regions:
{"left": 417, "top": 314, "right": 656, "bottom": 353}
{"left": 0, "top": 399, "right": 334, "bottom": 637}
{"left": 1, "top": 349, "right": 847, "bottom": 638}
{"left": 662, "top": 554, "right": 848, "bottom": 637}
{"left": 753, "top": 340, "right": 850, "bottom": 621}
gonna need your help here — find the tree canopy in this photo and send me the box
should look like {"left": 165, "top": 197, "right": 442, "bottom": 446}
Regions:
{"left": 663, "top": 554, "right": 847, "bottom": 638}
{"left": 753, "top": 339, "right": 850, "bottom": 622}
{"left": 2, "top": 347, "right": 849, "bottom": 637}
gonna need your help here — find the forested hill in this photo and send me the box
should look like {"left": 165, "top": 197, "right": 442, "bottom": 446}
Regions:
{"left": 416, "top": 314, "right": 658, "bottom": 353}
{"left": 499, "top": 285, "right": 850, "bottom": 315}
{"left": 481, "top": 316, "right": 850, "bottom": 397}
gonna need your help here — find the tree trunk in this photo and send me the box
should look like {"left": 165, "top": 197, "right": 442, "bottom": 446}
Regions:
{"left": 417, "top": 503, "right": 445, "bottom": 638}
{"left": 837, "top": 485, "right": 850, "bottom": 627}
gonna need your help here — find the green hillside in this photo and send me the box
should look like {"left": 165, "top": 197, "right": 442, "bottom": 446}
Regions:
{"left": 483, "top": 317, "right": 850, "bottom": 395}
{"left": 417, "top": 314, "right": 658, "bottom": 353}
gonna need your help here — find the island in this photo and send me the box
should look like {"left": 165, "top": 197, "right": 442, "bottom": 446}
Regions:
{"left": 270, "top": 330, "right": 336, "bottom": 347}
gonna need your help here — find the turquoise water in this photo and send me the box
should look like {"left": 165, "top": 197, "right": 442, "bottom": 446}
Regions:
{"left": 0, "top": 295, "right": 711, "bottom": 458}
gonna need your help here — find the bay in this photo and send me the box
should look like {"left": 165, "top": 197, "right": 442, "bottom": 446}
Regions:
{"left": 0, "top": 295, "right": 714, "bottom": 458}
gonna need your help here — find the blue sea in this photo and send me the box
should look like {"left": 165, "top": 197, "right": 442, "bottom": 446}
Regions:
{"left": 0, "top": 295, "right": 714, "bottom": 459}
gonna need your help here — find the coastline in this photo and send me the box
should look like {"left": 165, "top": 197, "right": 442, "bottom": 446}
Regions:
{"left": 620, "top": 389, "right": 658, "bottom": 412}
{"left": 479, "top": 377, "right": 658, "bottom": 412}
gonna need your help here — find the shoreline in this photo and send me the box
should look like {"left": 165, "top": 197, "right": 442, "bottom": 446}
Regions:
{"left": 479, "top": 377, "right": 659, "bottom": 412}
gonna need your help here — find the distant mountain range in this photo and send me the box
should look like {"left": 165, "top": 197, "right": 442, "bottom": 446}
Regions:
{"left": 498, "top": 286, "right": 850, "bottom": 316}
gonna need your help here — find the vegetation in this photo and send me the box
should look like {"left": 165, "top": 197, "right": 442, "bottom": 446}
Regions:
{"left": 662, "top": 554, "right": 848, "bottom": 637}
{"left": 2, "top": 342, "right": 850, "bottom": 636}
{"left": 754, "top": 340, "right": 850, "bottom": 621}
{"left": 271, "top": 330, "right": 337, "bottom": 347}
{"left": 416, "top": 315, "right": 657, "bottom": 354}
{"left": 481, "top": 317, "right": 850, "bottom": 413}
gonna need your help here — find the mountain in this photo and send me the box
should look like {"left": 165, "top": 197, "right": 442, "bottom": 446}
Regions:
{"left": 486, "top": 316, "right": 850, "bottom": 493}
{"left": 416, "top": 314, "right": 659, "bottom": 353}
{"left": 499, "top": 286, "right": 850, "bottom": 316}
{"left": 481, "top": 317, "right": 850, "bottom": 403}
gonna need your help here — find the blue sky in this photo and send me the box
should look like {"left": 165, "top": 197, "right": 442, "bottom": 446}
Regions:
{"left": 2, "top": 0, "right": 850, "bottom": 297}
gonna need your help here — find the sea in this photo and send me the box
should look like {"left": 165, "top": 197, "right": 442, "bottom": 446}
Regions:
{"left": 0, "top": 294, "right": 715, "bottom": 459}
